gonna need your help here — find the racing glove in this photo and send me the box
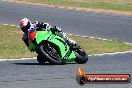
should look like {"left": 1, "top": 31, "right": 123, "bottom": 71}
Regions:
{"left": 34, "top": 21, "right": 51, "bottom": 30}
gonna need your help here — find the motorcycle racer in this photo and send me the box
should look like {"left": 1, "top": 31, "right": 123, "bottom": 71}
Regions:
{"left": 19, "top": 18, "right": 76, "bottom": 51}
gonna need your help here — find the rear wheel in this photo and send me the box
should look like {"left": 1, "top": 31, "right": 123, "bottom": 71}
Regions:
{"left": 73, "top": 44, "right": 88, "bottom": 64}
{"left": 37, "top": 55, "right": 47, "bottom": 65}
{"left": 39, "top": 42, "right": 64, "bottom": 65}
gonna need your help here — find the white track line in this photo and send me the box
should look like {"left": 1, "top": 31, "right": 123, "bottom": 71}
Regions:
{"left": 89, "top": 50, "right": 132, "bottom": 56}
{"left": 0, "top": 24, "right": 132, "bottom": 61}
{"left": 1, "top": 50, "right": 132, "bottom": 61}
{"left": 0, "top": 57, "right": 37, "bottom": 62}
{"left": 3, "top": 24, "right": 9, "bottom": 26}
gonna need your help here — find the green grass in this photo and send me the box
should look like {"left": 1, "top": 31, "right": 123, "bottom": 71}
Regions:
{"left": 0, "top": 25, "right": 37, "bottom": 59}
{"left": 69, "top": 35, "right": 132, "bottom": 54}
{"left": 0, "top": 25, "right": 132, "bottom": 59}
{"left": 21, "top": 0, "right": 132, "bottom": 11}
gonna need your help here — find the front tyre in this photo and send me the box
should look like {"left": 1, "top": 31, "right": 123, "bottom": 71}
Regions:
{"left": 39, "top": 42, "right": 64, "bottom": 65}
{"left": 74, "top": 44, "right": 88, "bottom": 64}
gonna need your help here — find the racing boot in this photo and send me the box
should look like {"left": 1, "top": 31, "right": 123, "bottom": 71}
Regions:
{"left": 52, "top": 26, "right": 77, "bottom": 49}
{"left": 67, "top": 38, "right": 76, "bottom": 47}
{"left": 61, "top": 32, "right": 77, "bottom": 49}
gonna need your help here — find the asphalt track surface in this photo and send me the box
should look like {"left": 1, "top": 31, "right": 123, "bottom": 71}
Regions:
{"left": 0, "top": 54, "right": 132, "bottom": 88}
{"left": 0, "top": 1, "right": 132, "bottom": 88}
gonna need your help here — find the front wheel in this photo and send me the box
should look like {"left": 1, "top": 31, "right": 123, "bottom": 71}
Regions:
{"left": 39, "top": 42, "right": 64, "bottom": 65}
{"left": 73, "top": 44, "right": 88, "bottom": 64}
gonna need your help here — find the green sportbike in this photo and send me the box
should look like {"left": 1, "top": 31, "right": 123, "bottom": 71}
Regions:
{"left": 28, "top": 29, "right": 88, "bottom": 65}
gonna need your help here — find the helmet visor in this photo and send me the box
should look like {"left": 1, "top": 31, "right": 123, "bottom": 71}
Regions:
{"left": 21, "top": 22, "right": 31, "bottom": 33}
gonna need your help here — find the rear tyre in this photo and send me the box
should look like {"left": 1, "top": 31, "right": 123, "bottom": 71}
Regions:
{"left": 39, "top": 42, "right": 64, "bottom": 65}
{"left": 74, "top": 44, "right": 88, "bottom": 64}
{"left": 37, "top": 55, "right": 47, "bottom": 65}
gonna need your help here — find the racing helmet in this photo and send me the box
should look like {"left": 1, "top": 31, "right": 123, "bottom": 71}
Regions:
{"left": 20, "top": 18, "right": 31, "bottom": 33}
